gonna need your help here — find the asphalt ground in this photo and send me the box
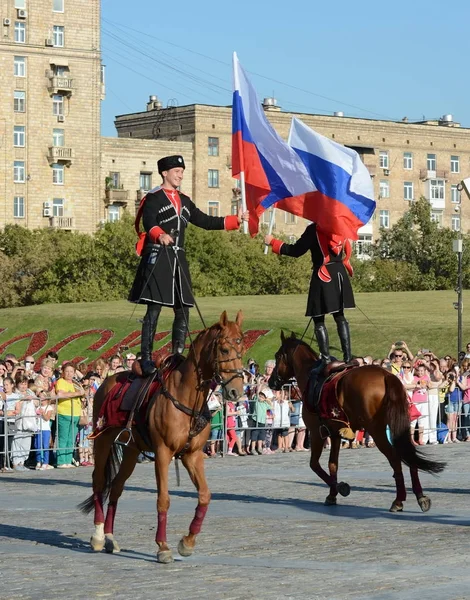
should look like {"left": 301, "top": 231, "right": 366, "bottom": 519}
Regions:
{"left": 1, "top": 444, "right": 469, "bottom": 600}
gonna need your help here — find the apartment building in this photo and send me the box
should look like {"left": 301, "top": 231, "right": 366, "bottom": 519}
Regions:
{"left": 0, "top": 0, "right": 103, "bottom": 233}
{"left": 115, "top": 99, "right": 470, "bottom": 254}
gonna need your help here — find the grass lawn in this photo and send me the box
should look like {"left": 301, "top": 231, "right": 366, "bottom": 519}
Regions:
{"left": 0, "top": 290, "right": 468, "bottom": 366}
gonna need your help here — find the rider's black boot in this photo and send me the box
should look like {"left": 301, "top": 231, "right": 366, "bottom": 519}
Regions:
{"left": 171, "top": 307, "right": 189, "bottom": 355}
{"left": 336, "top": 318, "right": 352, "bottom": 364}
{"left": 140, "top": 305, "right": 161, "bottom": 376}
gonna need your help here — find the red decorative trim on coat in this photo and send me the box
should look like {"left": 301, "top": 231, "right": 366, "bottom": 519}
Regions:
{"left": 316, "top": 228, "right": 353, "bottom": 282}
{"left": 270, "top": 238, "right": 284, "bottom": 255}
{"left": 148, "top": 226, "right": 164, "bottom": 243}
{"left": 224, "top": 215, "right": 239, "bottom": 231}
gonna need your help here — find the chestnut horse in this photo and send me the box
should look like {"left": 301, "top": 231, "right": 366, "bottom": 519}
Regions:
{"left": 269, "top": 333, "right": 445, "bottom": 512}
{"left": 79, "top": 311, "right": 245, "bottom": 564}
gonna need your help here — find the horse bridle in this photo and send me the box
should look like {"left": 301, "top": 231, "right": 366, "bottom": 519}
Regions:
{"left": 208, "top": 332, "right": 245, "bottom": 390}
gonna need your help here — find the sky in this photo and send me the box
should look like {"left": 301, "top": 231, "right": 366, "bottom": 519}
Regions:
{"left": 100, "top": 0, "right": 470, "bottom": 137}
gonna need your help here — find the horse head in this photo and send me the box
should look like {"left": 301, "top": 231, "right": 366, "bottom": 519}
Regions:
{"left": 269, "top": 330, "right": 306, "bottom": 390}
{"left": 202, "top": 310, "right": 245, "bottom": 401}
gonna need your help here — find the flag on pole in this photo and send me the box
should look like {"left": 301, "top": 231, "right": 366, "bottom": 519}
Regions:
{"left": 231, "top": 52, "right": 376, "bottom": 239}
{"left": 232, "top": 52, "right": 314, "bottom": 236}
{"left": 284, "top": 118, "right": 376, "bottom": 239}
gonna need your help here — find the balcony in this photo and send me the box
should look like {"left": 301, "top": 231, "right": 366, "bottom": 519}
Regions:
{"left": 49, "top": 216, "right": 75, "bottom": 230}
{"left": 48, "top": 146, "right": 74, "bottom": 164}
{"left": 419, "top": 168, "right": 449, "bottom": 181}
{"left": 105, "top": 188, "right": 129, "bottom": 206}
{"left": 48, "top": 76, "right": 74, "bottom": 96}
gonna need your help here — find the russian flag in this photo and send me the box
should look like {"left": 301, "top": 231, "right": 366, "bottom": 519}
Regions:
{"left": 232, "top": 53, "right": 315, "bottom": 236}
{"left": 231, "top": 53, "right": 376, "bottom": 239}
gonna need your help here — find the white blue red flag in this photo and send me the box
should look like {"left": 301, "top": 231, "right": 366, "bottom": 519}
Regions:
{"left": 231, "top": 52, "right": 376, "bottom": 239}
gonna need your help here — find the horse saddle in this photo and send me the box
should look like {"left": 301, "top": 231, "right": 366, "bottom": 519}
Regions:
{"left": 120, "top": 372, "right": 158, "bottom": 411}
{"left": 307, "top": 359, "right": 358, "bottom": 414}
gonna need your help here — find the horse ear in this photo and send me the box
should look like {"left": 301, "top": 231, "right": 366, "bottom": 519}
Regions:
{"left": 235, "top": 310, "right": 243, "bottom": 328}
{"left": 219, "top": 311, "right": 228, "bottom": 328}
{"left": 281, "top": 330, "right": 286, "bottom": 343}
{"left": 290, "top": 331, "right": 297, "bottom": 339}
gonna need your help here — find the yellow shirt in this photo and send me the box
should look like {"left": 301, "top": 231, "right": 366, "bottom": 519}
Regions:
{"left": 55, "top": 378, "right": 82, "bottom": 417}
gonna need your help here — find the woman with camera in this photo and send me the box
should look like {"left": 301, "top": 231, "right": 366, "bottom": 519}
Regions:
{"left": 445, "top": 367, "right": 463, "bottom": 443}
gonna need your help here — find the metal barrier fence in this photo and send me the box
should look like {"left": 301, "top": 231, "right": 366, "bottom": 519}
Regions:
{"left": 0, "top": 395, "right": 93, "bottom": 471}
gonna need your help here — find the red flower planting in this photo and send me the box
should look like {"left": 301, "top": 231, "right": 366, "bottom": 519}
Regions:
{"left": 0, "top": 330, "right": 49, "bottom": 359}
{"left": 37, "top": 329, "right": 114, "bottom": 364}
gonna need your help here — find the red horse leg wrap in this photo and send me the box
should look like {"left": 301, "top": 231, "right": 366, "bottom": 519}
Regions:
{"left": 189, "top": 504, "right": 208, "bottom": 535}
{"left": 410, "top": 467, "right": 423, "bottom": 498}
{"left": 393, "top": 471, "right": 407, "bottom": 502}
{"left": 104, "top": 501, "right": 117, "bottom": 535}
{"left": 93, "top": 493, "right": 105, "bottom": 524}
{"left": 156, "top": 512, "right": 168, "bottom": 543}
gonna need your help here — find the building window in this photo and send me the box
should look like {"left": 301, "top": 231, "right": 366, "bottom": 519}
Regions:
{"left": 15, "top": 0, "right": 26, "bottom": 7}
{"left": 208, "top": 201, "right": 219, "bottom": 216}
{"left": 379, "top": 180, "right": 390, "bottom": 198}
{"left": 53, "top": 128, "right": 64, "bottom": 147}
{"left": 355, "top": 234, "right": 372, "bottom": 258}
{"left": 231, "top": 199, "right": 239, "bottom": 215}
{"left": 139, "top": 172, "right": 152, "bottom": 191}
{"left": 403, "top": 152, "right": 413, "bottom": 170}
{"left": 14, "top": 22, "right": 26, "bottom": 44}
{"left": 431, "top": 211, "right": 443, "bottom": 228}
{"left": 14, "top": 90, "right": 25, "bottom": 112}
{"left": 379, "top": 151, "right": 389, "bottom": 169}
{"left": 53, "top": 65, "right": 68, "bottom": 77}
{"left": 14, "top": 126, "right": 25, "bottom": 147}
{"left": 208, "top": 169, "right": 219, "bottom": 188}
{"left": 13, "top": 196, "right": 25, "bottom": 218}
{"left": 14, "top": 56, "right": 26, "bottom": 77}
{"left": 451, "top": 184, "right": 461, "bottom": 204}
{"left": 404, "top": 181, "right": 414, "bottom": 201}
{"left": 53, "top": 25, "right": 65, "bottom": 47}
{"left": 14, "top": 161, "right": 25, "bottom": 183}
{"left": 452, "top": 215, "right": 461, "bottom": 231}
{"left": 108, "top": 172, "right": 120, "bottom": 188}
{"left": 379, "top": 210, "right": 389, "bottom": 229}
{"left": 108, "top": 204, "right": 120, "bottom": 222}
{"left": 262, "top": 208, "right": 276, "bottom": 228}
{"left": 451, "top": 155, "right": 460, "bottom": 173}
{"left": 208, "top": 137, "right": 219, "bottom": 156}
{"left": 430, "top": 179, "right": 445, "bottom": 201}
{"left": 52, "top": 94, "right": 64, "bottom": 116}
{"left": 285, "top": 212, "right": 296, "bottom": 224}
{"left": 53, "top": 198, "right": 64, "bottom": 217}
{"left": 52, "top": 163, "right": 64, "bottom": 185}
{"left": 427, "top": 153, "right": 436, "bottom": 171}
{"left": 53, "top": 0, "right": 65, "bottom": 12}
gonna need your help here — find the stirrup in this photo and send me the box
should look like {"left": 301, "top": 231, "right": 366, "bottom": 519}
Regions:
{"left": 114, "top": 427, "right": 134, "bottom": 447}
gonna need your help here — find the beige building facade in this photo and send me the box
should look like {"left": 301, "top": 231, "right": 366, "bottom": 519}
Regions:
{"left": 0, "top": 0, "right": 102, "bottom": 233}
{"left": 115, "top": 101, "right": 470, "bottom": 254}
{"left": 100, "top": 137, "right": 193, "bottom": 222}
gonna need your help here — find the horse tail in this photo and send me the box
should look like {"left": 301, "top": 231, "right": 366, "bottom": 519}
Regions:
{"left": 77, "top": 442, "right": 122, "bottom": 515}
{"left": 383, "top": 373, "right": 446, "bottom": 474}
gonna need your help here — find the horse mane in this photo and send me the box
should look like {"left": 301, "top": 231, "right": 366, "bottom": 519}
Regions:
{"left": 283, "top": 333, "right": 319, "bottom": 360}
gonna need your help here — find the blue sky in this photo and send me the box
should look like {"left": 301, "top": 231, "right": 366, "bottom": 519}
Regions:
{"left": 101, "top": 0, "right": 470, "bottom": 136}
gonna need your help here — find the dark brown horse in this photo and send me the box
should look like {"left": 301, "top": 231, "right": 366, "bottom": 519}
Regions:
{"left": 79, "top": 311, "right": 245, "bottom": 563}
{"left": 269, "top": 332, "right": 445, "bottom": 512}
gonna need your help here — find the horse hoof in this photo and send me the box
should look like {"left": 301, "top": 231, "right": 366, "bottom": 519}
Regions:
{"left": 178, "top": 539, "right": 194, "bottom": 557}
{"left": 90, "top": 536, "right": 105, "bottom": 552}
{"left": 418, "top": 496, "right": 431, "bottom": 513}
{"left": 337, "top": 482, "right": 350, "bottom": 497}
{"left": 104, "top": 535, "right": 121, "bottom": 554}
{"left": 389, "top": 502, "right": 403, "bottom": 513}
{"left": 324, "top": 495, "right": 337, "bottom": 506}
{"left": 157, "top": 550, "right": 174, "bottom": 564}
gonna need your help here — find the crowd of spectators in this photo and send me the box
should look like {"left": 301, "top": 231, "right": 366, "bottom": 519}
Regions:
{"left": 1, "top": 340, "right": 469, "bottom": 470}
{"left": 205, "top": 341, "right": 470, "bottom": 456}
{"left": 0, "top": 350, "right": 137, "bottom": 472}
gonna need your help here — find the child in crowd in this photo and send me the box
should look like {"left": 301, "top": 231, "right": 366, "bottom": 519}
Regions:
{"left": 35, "top": 390, "right": 55, "bottom": 470}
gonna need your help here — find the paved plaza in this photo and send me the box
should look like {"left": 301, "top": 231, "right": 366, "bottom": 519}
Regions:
{"left": 1, "top": 445, "right": 469, "bottom": 600}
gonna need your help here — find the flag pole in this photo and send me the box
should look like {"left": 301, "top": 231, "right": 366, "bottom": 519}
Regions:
{"left": 263, "top": 207, "right": 276, "bottom": 254}
{"left": 240, "top": 170, "right": 248, "bottom": 235}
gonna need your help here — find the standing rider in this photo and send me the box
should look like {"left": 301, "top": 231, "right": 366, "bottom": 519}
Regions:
{"left": 265, "top": 223, "right": 355, "bottom": 367}
{"left": 130, "top": 155, "right": 248, "bottom": 377}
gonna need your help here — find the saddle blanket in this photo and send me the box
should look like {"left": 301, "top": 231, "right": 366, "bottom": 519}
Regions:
{"left": 91, "top": 361, "right": 177, "bottom": 435}
{"left": 305, "top": 369, "right": 350, "bottom": 424}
